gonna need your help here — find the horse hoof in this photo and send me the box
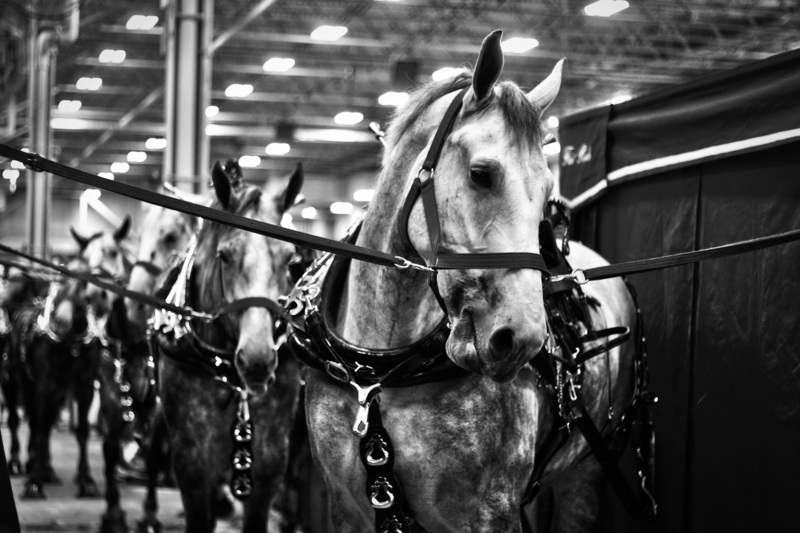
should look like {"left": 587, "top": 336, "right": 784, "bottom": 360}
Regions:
{"left": 22, "top": 482, "right": 47, "bottom": 499}
{"left": 7, "top": 458, "right": 23, "bottom": 477}
{"left": 78, "top": 480, "right": 101, "bottom": 498}
{"left": 136, "top": 520, "right": 162, "bottom": 533}
{"left": 44, "top": 466, "right": 62, "bottom": 484}
{"left": 100, "top": 510, "right": 127, "bottom": 533}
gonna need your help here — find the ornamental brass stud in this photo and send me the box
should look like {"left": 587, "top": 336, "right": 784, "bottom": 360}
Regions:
{"left": 365, "top": 434, "right": 389, "bottom": 466}
{"left": 370, "top": 476, "right": 395, "bottom": 509}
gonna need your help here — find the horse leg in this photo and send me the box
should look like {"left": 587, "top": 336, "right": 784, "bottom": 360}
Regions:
{"left": 2, "top": 377, "right": 23, "bottom": 476}
{"left": 74, "top": 373, "right": 100, "bottom": 498}
{"left": 99, "top": 365, "right": 128, "bottom": 533}
{"left": 547, "top": 457, "right": 605, "bottom": 533}
{"left": 137, "top": 407, "right": 167, "bottom": 533}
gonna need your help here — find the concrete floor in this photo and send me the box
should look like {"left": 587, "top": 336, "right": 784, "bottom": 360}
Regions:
{"left": 1, "top": 419, "right": 256, "bottom": 532}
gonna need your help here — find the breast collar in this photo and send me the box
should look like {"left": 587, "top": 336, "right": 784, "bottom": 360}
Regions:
{"left": 283, "top": 220, "right": 470, "bottom": 390}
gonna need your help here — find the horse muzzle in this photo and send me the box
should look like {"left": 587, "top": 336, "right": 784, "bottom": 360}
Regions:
{"left": 234, "top": 347, "right": 278, "bottom": 397}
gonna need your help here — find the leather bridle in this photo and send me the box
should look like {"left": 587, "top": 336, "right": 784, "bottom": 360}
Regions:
{"left": 397, "top": 87, "right": 550, "bottom": 312}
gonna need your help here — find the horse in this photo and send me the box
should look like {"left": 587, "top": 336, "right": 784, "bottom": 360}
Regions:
{"left": 0, "top": 268, "right": 50, "bottom": 477}
{"left": 13, "top": 262, "right": 105, "bottom": 499}
{"left": 97, "top": 192, "right": 197, "bottom": 533}
{"left": 153, "top": 160, "right": 305, "bottom": 532}
{"left": 295, "top": 30, "right": 645, "bottom": 532}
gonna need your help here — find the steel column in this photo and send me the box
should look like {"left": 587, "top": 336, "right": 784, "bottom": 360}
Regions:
{"left": 163, "top": 0, "right": 213, "bottom": 194}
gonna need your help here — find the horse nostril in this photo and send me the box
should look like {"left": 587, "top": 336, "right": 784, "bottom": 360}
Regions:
{"left": 100, "top": 291, "right": 108, "bottom": 300}
{"left": 489, "top": 327, "right": 515, "bottom": 356}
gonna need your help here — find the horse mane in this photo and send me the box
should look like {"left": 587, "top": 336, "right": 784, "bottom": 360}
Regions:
{"left": 385, "top": 68, "right": 544, "bottom": 153}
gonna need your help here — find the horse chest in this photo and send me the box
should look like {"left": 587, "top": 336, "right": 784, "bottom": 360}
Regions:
{"left": 306, "top": 369, "right": 542, "bottom": 529}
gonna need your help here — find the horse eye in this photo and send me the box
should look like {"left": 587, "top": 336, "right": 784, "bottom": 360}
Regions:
{"left": 470, "top": 168, "right": 492, "bottom": 188}
{"left": 108, "top": 249, "right": 119, "bottom": 259}
{"left": 163, "top": 233, "right": 177, "bottom": 247}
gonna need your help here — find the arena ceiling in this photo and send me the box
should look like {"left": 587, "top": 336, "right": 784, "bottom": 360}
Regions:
{"left": 1, "top": 0, "right": 799, "bottom": 214}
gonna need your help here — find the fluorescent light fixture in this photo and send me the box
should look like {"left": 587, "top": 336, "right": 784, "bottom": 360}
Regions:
{"left": 584, "top": 0, "right": 629, "bottom": 17}
{"left": 329, "top": 201, "right": 353, "bottom": 215}
{"left": 145, "top": 137, "right": 167, "bottom": 150}
{"left": 609, "top": 93, "right": 632, "bottom": 105}
{"left": 501, "top": 37, "right": 539, "bottom": 54}
{"left": 51, "top": 118, "right": 89, "bottom": 129}
{"left": 205, "top": 105, "right": 219, "bottom": 118}
{"left": 225, "top": 84, "right": 254, "bottom": 98}
{"left": 378, "top": 91, "right": 409, "bottom": 107}
{"left": 98, "top": 172, "right": 115, "bottom": 180}
{"left": 353, "top": 189, "right": 375, "bottom": 203}
{"left": 76, "top": 77, "right": 102, "bottom": 91}
{"left": 110, "top": 162, "right": 130, "bottom": 173}
{"left": 310, "top": 25, "right": 348, "bottom": 41}
{"left": 127, "top": 151, "right": 147, "bottom": 163}
{"left": 58, "top": 100, "right": 82, "bottom": 112}
{"left": 301, "top": 206, "right": 317, "bottom": 219}
{"left": 3, "top": 169, "right": 20, "bottom": 180}
{"left": 263, "top": 57, "right": 295, "bottom": 72}
{"left": 334, "top": 111, "right": 364, "bottom": 125}
{"left": 294, "top": 128, "right": 374, "bottom": 143}
{"left": 10, "top": 159, "right": 24, "bottom": 169}
{"left": 98, "top": 49, "right": 126, "bottom": 63}
{"left": 238, "top": 155, "right": 262, "bottom": 168}
{"left": 431, "top": 67, "right": 462, "bottom": 81}
{"left": 546, "top": 116, "right": 560, "bottom": 128}
{"left": 281, "top": 213, "right": 293, "bottom": 228}
{"left": 543, "top": 142, "right": 561, "bottom": 157}
{"left": 265, "top": 142, "right": 291, "bottom": 156}
{"left": 126, "top": 15, "right": 158, "bottom": 30}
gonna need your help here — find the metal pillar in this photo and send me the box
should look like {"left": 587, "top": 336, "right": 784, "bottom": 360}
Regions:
{"left": 163, "top": 0, "right": 213, "bottom": 194}
{"left": 25, "top": 19, "right": 56, "bottom": 258}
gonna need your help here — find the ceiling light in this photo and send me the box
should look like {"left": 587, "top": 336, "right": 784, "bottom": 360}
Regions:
{"left": 10, "top": 160, "right": 24, "bottom": 169}
{"left": 127, "top": 151, "right": 147, "bottom": 163}
{"left": 546, "top": 116, "right": 560, "bottom": 128}
{"left": 378, "top": 91, "right": 409, "bottom": 107}
{"left": 310, "top": 25, "right": 348, "bottom": 41}
{"left": 126, "top": 15, "right": 159, "bottom": 30}
{"left": 301, "top": 206, "right": 317, "bottom": 219}
{"left": 353, "top": 189, "right": 375, "bottom": 203}
{"left": 281, "top": 213, "right": 293, "bottom": 228}
{"left": 83, "top": 188, "right": 102, "bottom": 201}
{"left": 98, "top": 49, "right": 126, "bottom": 63}
{"left": 431, "top": 67, "right": 462, "bottom": 81}
{"left": 584, "top": 0, "right": 629, "bottom": 17}
{"left": 205, "top": 105, "right": 219, "bottom": 118}
{"left": 110, "top": 162, "right": 130, "bottom": 173}
{"left": 146, "top": 137, "right": 167, "bottom": 150}
{"left": 3, "top": 169, "right": 20, "bottom": 180}
{"left": 76, "top": 77, "right": 102, "bottom": 91}
{"left": 330, "top": 201, "right": 353, "bottom": 215}
{"left": 265, "top": 143, "right": 291, "bottom": 156}
{"left": 238, "top": 155, "right": 262, "bottom": 168}
{"left": 501, "top": 37, "right": 539, "bottom": 54}
{"left": 58, "top": 100, "right": 82, "bottom": 112}
{"left": 334, "top": 111, "right": 364, "bottom": 125}
{"left": 294, "top": 128, "right": 374, "bottom": 143}
{"left": 225, "top": 84, "right": 253, "bottom": 98}
{"left": 51, "top": 118, "right": 89, "bottom": 129}
{"left": 263, "top": 57, "right": 296, "bottom": 73}
{"left": 543, "top": 142, "right": 561, "bottom": 157}
{"left": 98, "top": 172, "right": 115, "bottom": 180}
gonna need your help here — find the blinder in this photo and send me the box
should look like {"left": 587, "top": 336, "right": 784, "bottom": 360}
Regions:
{"left": 397, "top": 87, "right": 551, "bottom": 313}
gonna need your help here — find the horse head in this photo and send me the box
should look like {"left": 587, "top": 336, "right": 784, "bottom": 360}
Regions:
{"left": 71, "top": 215, "right": 134, "bottom": 318}
{"left": 387, "top": 30, "right": 563, "bottom": 382}
{"left": 50, "top": 262, "right": 91, "bottom": 340}
{"left": 193, "top": 159, "right": 303, "bottom": 396}
{"left": 125, "top": 196, "right": 197, "bottom": 335}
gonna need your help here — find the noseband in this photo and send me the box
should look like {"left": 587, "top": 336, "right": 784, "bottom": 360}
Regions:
{"left": 397, "top": 87, "right": 550, "bottom": 312}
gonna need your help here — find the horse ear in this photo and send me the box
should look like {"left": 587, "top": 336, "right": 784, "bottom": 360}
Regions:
{"left": 277, "top": 162, "right": 304, "bottom": 213}
{"left": 211, "top": 160, "right": 233, "bottom": 209}
{"left": 472, "top": 29, "right": 504, "bottom": 102}
{"left": 527, "top": 58, "right": 565, "bottom": 114}
{"left": 70, "top": 227, "right": 90, "bottom": 251}
{"left": 113, "top": 215, "right": 131, "bottom": 241}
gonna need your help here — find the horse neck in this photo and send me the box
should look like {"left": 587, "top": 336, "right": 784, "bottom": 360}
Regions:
{"left": 187, "top": 230, "right": 230, "bottom": 345}
{"left": 338, "top": 162, "right": 443, "bottom": 349}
